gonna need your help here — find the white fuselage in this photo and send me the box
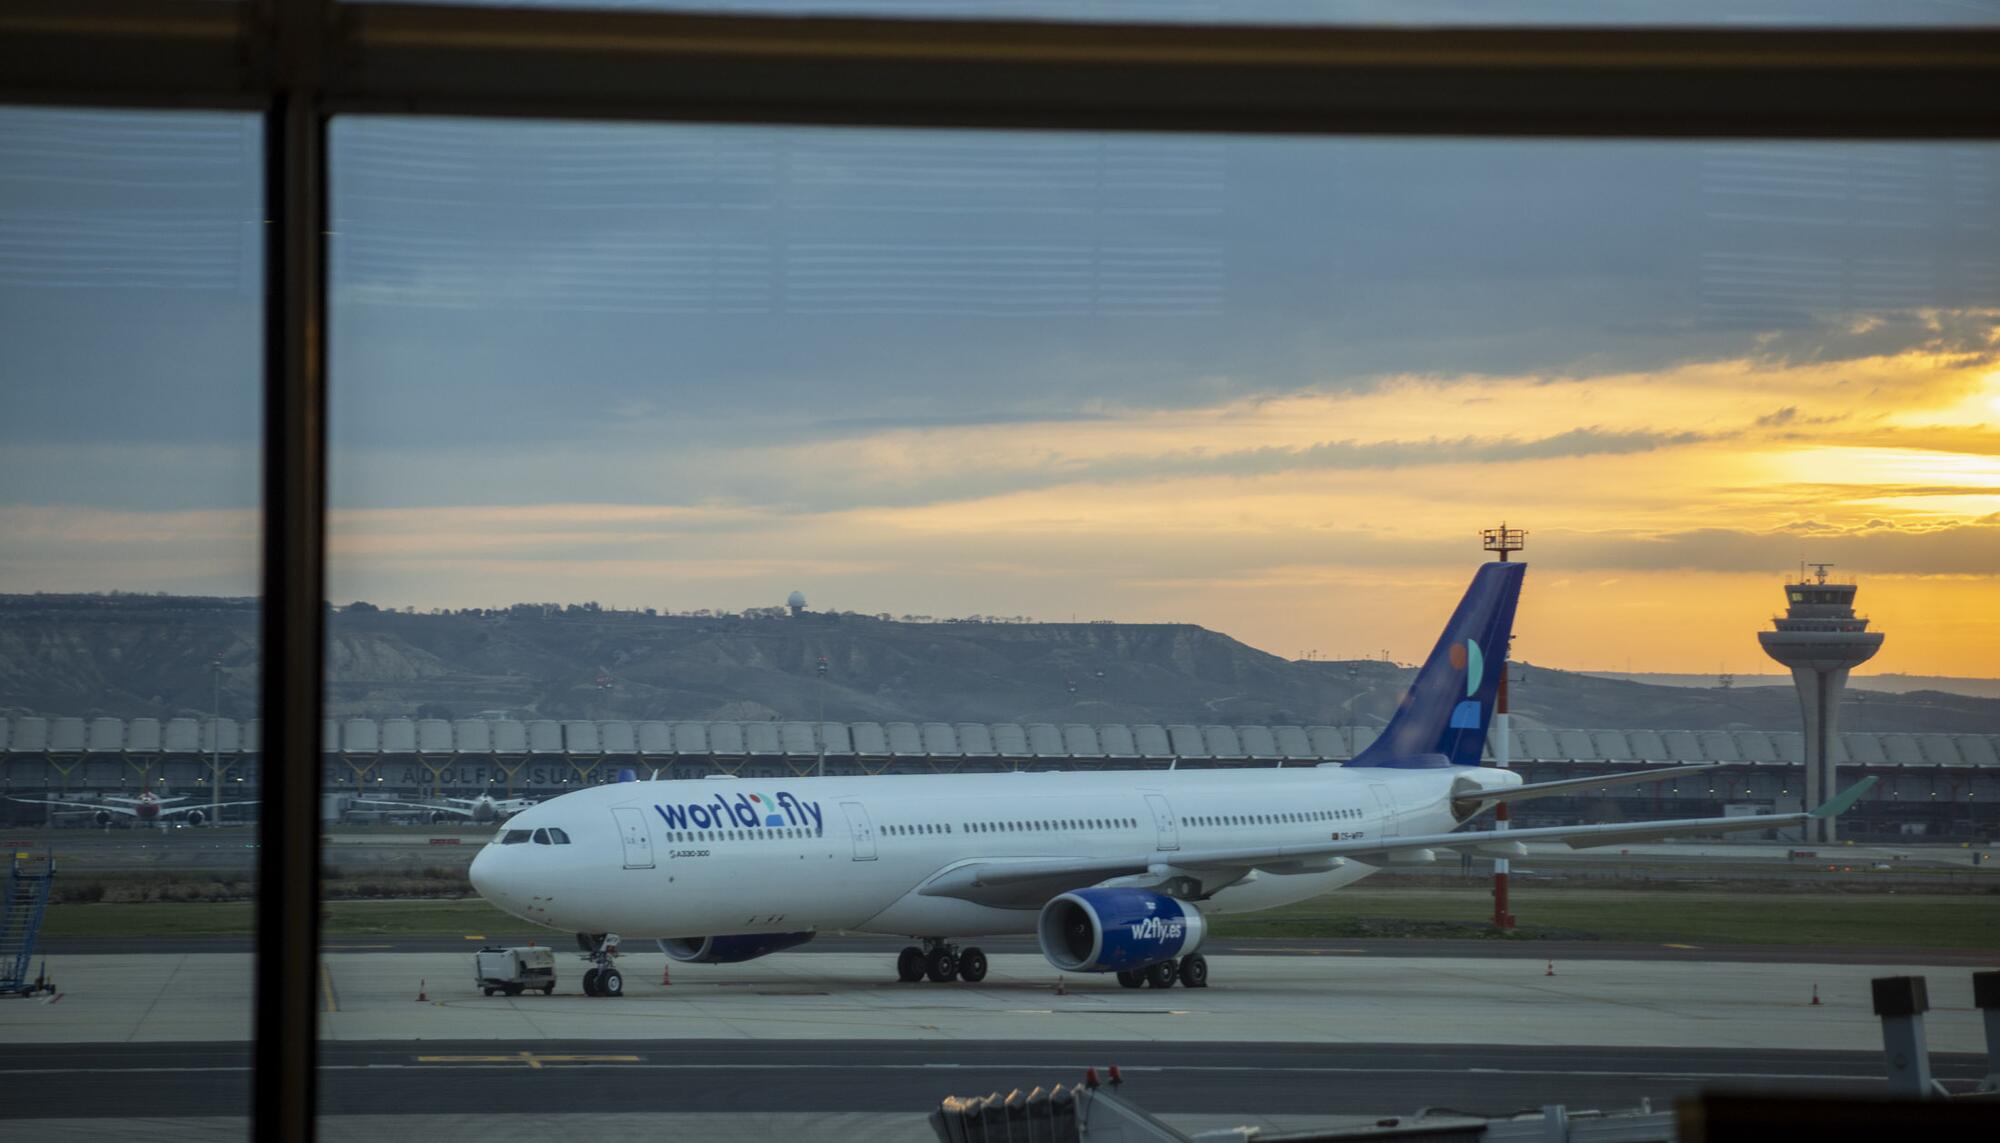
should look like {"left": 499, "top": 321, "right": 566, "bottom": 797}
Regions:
{"left": 469, "top": 764, "right": 1515, "bottom": 941}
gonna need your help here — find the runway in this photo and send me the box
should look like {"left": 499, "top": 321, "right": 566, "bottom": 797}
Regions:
{"left": 1, "top": 1039, "right": 1989, "bottom": 1121}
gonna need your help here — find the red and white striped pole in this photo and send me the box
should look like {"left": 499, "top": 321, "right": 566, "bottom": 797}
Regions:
{"left": 1493, "top": 665, "right": 1516, "bottom": 930}
{"left": 1482, "top": 522, "right": 1524, "bottom": 932}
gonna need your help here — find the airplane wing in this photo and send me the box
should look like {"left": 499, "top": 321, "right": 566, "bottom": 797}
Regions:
{"left": 170, "top": 800, "right": 262, "bottom": 814}
{"left": 919, "top": 778, "right": 1875, "bottom": 910}
{"left": 352, "top": 798, "right": 475, "bottom": 818}
{"left": 1454, "top": 763, "right": 1728, "bottom": 811}
{"left": 6, "top": 796, "right": 139, "bottom": 817}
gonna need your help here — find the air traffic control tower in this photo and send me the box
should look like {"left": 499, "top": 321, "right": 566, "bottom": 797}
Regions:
{"left": 1758, "top": 564, "right": 1883, "bottom": 843}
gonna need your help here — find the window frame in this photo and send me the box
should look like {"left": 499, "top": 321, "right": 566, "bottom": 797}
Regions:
{"left": 1, "top": 5, "right": 1995, "bottom": 1142}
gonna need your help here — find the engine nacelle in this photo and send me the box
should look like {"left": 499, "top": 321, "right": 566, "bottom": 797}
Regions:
{"left": 94, "top": 810, "right": 114, "bottom": 827}
{"left": 1037, "top": 888, "right": 1205, "bottom": 974}
{"left": 658, "top": 932, "right": 815, "bottom": 964}
{"left": 431, "top": 811, "right": 452, "bottom": 824}
{"left": 184, "top": 809, "right": 207, "bottom": 827}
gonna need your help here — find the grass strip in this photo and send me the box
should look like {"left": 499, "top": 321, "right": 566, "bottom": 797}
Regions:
{"left": 1211, "top": 887, "right": 2000, "bottom": 948}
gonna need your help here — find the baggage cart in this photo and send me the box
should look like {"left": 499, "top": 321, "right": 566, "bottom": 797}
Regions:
{"left": 473, "top": 945, "right": 557, "bottom": 996}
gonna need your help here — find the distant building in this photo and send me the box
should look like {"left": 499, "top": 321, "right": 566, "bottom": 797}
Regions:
{"left": 787, "top": 591, "right": 807, "bottom": 617}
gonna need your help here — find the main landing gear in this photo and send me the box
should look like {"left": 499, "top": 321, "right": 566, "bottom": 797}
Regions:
{"left": 1115, "top": 953, "right": 1208, "bottom": 990}
{"left": 896, "top": 938, "right": 988, "bottom": 984}
{"left": 577, "top": 931, "right": 624, "bottom": 998}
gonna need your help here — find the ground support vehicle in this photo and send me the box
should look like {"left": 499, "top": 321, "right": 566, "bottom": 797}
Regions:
{"left": 473, "top": 945, "right": 557, "bottom": 996}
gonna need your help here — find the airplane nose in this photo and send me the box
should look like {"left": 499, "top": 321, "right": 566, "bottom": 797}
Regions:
{"left": 468, "top": 844, "right": 498, "bottom": 903}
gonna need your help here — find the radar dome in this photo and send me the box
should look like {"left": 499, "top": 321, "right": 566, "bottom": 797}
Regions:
{"left": 786, "top": 590, "right": 807, "bottom": 615}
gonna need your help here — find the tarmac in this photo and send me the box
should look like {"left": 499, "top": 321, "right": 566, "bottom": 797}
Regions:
{"left": 4, "top": 948, "right": 1994, "bottom": 1140}
{"left": 6, "top": 948, "right": 1992, "bottom": 1051}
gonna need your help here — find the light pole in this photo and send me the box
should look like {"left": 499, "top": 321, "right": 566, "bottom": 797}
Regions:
{"left": 1481, "top": 521, "right": 1526, "bottom": 931}
{"left": 815, "top": 655, "right": 828, "bottom": 779}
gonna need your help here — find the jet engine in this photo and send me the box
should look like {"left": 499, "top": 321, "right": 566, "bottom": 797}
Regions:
{"left": 94, "top": 810, "right": 114, "bottom": 827}
{"left": 431, "top": 811, "right": 452, "bottom": 824}
{"left": 184, "top": 809, "right": 207, "bottom": 827}
{"left": 1036, "top": 888, "right": 1205, "bottom": 973}
{"left": 657, "top": 932, "right": 815, "bottom": 964}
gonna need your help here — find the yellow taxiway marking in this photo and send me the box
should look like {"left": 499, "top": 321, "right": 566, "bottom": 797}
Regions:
{"left": 320, "top": 964, "right": 338, "bottom": 1013}
{"left": 417, "top": 1051, "right": 640, "bottom": 1070}
{"left": 463, "top": 934, "right": 486, "bottom": 940}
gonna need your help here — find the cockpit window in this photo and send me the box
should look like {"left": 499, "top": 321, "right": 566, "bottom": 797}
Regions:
{"left": 531, "top": 828, "right": 551, "bottom": 845}
{"left": 500, "top": 829, "right": 531, "bottom": 845}
{"left": 548, "top": 827, "right": 570, "bottom": 845}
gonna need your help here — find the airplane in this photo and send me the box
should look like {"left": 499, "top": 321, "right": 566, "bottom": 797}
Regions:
{"left": 354, "top": 791, "right": 537, "bottom": 824}
{"left": 469, "top": 561, "right": 1876, "bottom": 998}
{"left": 7, "top": 789, "right": 257, "bottom": 828}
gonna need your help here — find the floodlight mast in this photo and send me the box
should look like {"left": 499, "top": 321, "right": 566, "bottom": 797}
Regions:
{"left": 1480, "top": 523, "right": 1525, "bottom": 929}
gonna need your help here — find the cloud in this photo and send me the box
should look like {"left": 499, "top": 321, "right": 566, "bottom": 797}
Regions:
{"left": 1533, "top": 521, "right": 2000, "bottom": 577}
{"left": 1052, "top": 426, "right": 1718, "bottom": 488}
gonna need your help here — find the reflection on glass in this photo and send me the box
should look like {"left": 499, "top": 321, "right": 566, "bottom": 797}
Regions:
{"left": 370, "top": 0, "right": 2000, "bottom": 28}
{"left": 320, "top": 114, "right": 1999, "bottom": 1135}
{"left": 0, "top": 107, "right": 262, "bottom": 1132}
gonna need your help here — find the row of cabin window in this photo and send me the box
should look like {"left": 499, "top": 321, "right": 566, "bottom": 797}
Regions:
{"left": 1187, "top": 809, "right": 1357, "bottom": 828}
{"left": 889, "top": 818, "right": 1138, "bottom": 837}
{"left": 499, "top": 827, "right": 572, "bottom": 845}
{"left": 662, "top": 826, "right": 822, "bottom": 843}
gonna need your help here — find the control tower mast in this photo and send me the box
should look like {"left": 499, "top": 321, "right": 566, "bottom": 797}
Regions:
{"left": 1757, "top": 564, "right": 1883, "bottom": 843}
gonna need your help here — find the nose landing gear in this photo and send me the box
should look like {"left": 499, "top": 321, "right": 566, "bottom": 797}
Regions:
{"left": 895, "top": 938, "right": 989, "bottom": 984}
{"left": 576, "top": 932, "right": 624, "bottom": 998}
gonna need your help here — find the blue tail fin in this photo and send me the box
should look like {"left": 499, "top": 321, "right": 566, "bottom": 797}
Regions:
{"left": 1349, "top": 561, "right": 1525, "bottom": 768}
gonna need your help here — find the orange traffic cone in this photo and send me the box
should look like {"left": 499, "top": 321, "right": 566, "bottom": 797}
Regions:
{"left": 1810, "top": 984, "right": 1821, "bottom": 1006}
{"left": 1055, "top": 975, "right": 1068, "bottom": 996}
{"left": 660, "top": 963, "right": 672, "bottom": 987}
{"left": 1545, "top": 959, "right": 1555, "bottom": 977}
{"left": 416, "top": 978, "right": 428, "bottom": 1002}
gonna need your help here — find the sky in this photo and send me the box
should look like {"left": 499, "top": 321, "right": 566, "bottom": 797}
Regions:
{"left": 3, "top": 8, "right": 1999, "bottom": 677}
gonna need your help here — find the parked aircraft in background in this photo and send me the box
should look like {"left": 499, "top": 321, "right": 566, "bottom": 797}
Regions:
{"left": 469, "top": 562, "right": 1875, "bottom": 998}
{"left": 7, "top": 790, "right": 256, "bottom": 827}
{"left": 356, "top": 791, "right": 536, "bottom": 824}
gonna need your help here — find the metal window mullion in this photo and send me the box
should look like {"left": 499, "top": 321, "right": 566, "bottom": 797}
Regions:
{"left": 256, "top": 87, "right": 326, "bottom": 1143}
{"left": 1, "top": 2, "right": 1999, "bottom": 137}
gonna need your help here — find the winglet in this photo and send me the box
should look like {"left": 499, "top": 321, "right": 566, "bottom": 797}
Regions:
{"left": 1809, "top": 776, "right": 1878, "bottom": 819}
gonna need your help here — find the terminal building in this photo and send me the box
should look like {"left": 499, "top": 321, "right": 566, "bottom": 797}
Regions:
{"left": 1, "top": 714, "right": 1994, "bottom": 838}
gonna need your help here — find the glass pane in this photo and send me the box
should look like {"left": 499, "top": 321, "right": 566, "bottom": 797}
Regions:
{"left": 370, "top": 0, "right": 2000, "bottom": 28}
{"left": 324, "top": 115, "right": 2000, "bottom": 1133}
{"left": 0, "top": 107, "right": 262, "bottom": 1134}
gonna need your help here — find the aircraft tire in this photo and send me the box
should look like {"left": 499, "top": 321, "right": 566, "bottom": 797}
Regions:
{"left": 896, "top": 946, "right": 927, "bottom": 982}
{"left": 925, "top": 948, "right": 959, "bottom": 983}
{"left": 1116, "top": 970, "right": 1145, "bottom": 989}
{"left": 1144, "top": 960, "right": 1178, "bottom": 989}
{"left": 1177, "top": 954, "right": 1209, "bottom": 989}
{"left": 599, "top": 968, "right": 624, "bottom": 997}
{"left": 582, "top": 968, "right": 601, "bottom": 997}
{"left": 957, "top": 948, "right": 988, "bottom": 983}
